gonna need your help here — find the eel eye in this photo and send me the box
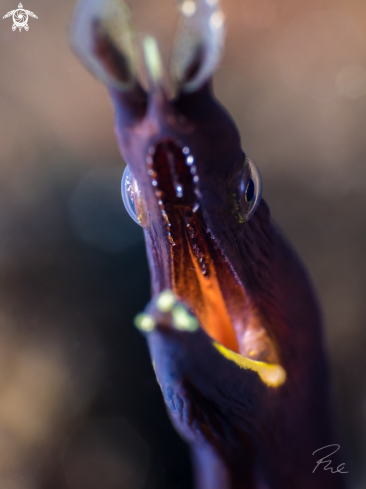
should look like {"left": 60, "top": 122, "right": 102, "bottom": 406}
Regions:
{"left": 121, "top": 165, "right": 144, "bottom": 226}
{"left": 235, "top": 156, "right": 262, "bottom": 222}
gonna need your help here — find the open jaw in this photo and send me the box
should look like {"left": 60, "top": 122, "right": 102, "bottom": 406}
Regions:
{"left": 143, "top": 138, "right": 286, "bottom": 387}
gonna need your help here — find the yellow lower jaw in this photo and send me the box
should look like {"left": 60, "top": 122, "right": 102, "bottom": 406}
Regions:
{"left": 213, "top": 342, "right": 286, "bottom": 388}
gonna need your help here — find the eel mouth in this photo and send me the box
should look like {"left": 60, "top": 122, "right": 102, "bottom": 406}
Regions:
{"left": 146, "top": 138, "right": 281, "bottom": 369}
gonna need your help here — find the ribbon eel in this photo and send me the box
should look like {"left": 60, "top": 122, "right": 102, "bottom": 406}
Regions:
{"left": 71, "top": 1, "right": 345, "bottom": 488}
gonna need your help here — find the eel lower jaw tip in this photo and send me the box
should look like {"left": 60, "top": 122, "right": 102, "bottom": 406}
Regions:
{"left": 136, "top": 292, "right": 286, "bottom": 387}
{"left": 135, "top": 290, "right": 199, "bottom": 334}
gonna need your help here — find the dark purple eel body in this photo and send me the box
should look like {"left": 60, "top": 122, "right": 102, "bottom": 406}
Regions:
{"left": 113, "top": 85, "right": 345, "bottom": 489}
{"left": 71, "top": 1, "right": 347, "bottom": 487}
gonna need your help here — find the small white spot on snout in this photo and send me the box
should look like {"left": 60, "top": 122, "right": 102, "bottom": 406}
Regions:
{"left": 156, "top": 290, "right": 177, "bottom": 312}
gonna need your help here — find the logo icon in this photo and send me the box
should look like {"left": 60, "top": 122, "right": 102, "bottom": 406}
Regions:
{"left": 3, "top": 3, "right": 38, "bottom": 31}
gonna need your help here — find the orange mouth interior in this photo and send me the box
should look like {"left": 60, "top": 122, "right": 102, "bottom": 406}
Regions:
{"left": 150, "top": 139, "right": 278, "bottom": 364}
{"left": 173, "top": 211, "right": 240, "bottom": 354}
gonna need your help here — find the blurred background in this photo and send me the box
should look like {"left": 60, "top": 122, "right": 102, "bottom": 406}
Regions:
{"left": 0, "top": 0, "right": 365, "bottom": 487}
